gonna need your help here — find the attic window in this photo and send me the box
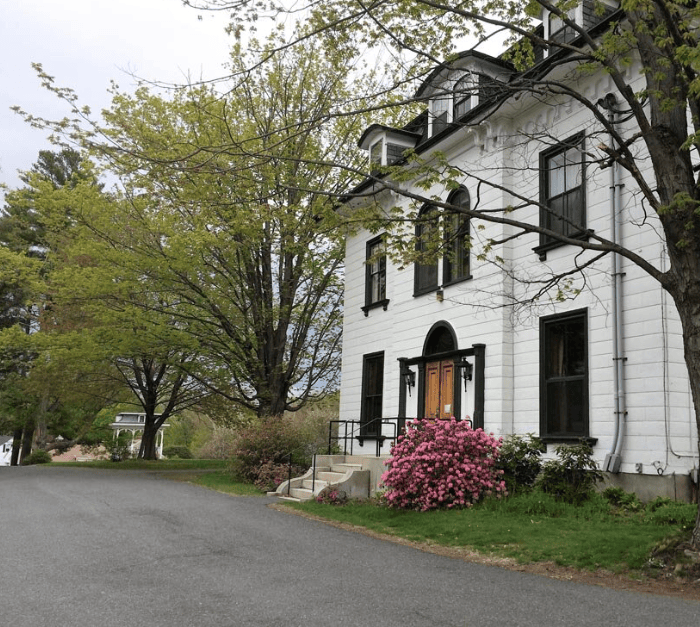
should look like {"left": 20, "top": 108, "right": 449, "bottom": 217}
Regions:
{"left": 454, "top": 74, "right": 475, "bottom": 119}
{"left": 386, "top": 143, "right": 405, "bottom": 164}
{"left": 548, "top": 6, "right": 578, "bottom": 44}
{"left": 370, "top": 140, "right": 383, "bottom": 166}
{"left": 430, "top": 95, "right": 450, "bottom": 136}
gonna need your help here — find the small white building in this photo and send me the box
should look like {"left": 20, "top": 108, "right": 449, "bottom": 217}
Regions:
{"left": 110, "top": 413, "right": 169, "bottom": 458}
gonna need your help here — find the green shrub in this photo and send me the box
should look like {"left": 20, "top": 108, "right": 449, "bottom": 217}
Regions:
{"left": 602, "top": 486, "right": 644, "bottom": 513}
{"left": 229, "top": 416, "right": 321, "bottom": 490}
{"left": 21, "top": 449, "right": 53, "bottom": 465}
{"left": 162, "top": 445, "right": 193, "bottom": 459}
{"left": 253, "top": 459, "right": 305, "bottom": 492}
{"left": 537, "top": 441, "right": 603, "bottom": 505}
{"left": 644, "top": 499, "right": 696, "bottom": 527}
{"left": 196, "top": 425, "right": 238, "bottom": 460}
{"left": 103, "top": 432, "right": 131, "bottom": 462}
{"left": 496, "top": 434, "right": 546, "bottom": 494}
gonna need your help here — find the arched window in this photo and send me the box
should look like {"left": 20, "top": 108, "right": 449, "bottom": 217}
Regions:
{"left": 424, "top": 323, "right": 457, "bottom": 356}
{"left": 444, "top": 188, "right": 471, "bottom": 284}
{"left": 414, "top": 205, "right": 439, "bottom": 294}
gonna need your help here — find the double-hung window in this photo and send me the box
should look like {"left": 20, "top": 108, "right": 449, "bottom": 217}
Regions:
{"left": 539, "top": 133, "right": 586, "bottom": 254}
{"left": 443, "top": 188, "right": 471, "bottom": 284}
{"left": 540, "top": 309, "right": 589, "bottom": 441}
{"left": 369, "top": 140, "right": 383, "bottom": 167}
{"left": 548, "top": 7, "right": 579, "bottom": 44}
{"left": 453, "top": 74, "right": 474, "bottom": 120}
{"left": 430, "top": 95, "right": 450, "bottom": 136}
{"left": 414, "top": 205, "right": 439, "bottom": 295}
{"left": 361, "top": 352, "right": 384, "bottom": 436}
{"left": 363, "top": 235, "right": 388, "bottom": 315}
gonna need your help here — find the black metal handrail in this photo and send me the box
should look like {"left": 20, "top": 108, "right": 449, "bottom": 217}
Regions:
{"left": 328, "top": 418, "right": 399, "bottom": 456}
{"left": 281, "top": 448, "right": 318, "bottom": 497}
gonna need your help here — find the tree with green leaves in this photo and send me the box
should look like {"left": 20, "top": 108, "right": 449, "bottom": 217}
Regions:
{"left": 0, "top": 246, "right": 41, "bottom": 464}
{"left": 23, "top": 35, "right": 375, "bottom": 424}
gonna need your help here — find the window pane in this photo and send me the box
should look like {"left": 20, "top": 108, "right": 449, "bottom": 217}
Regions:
{"left": 546, "top": 379, "right": 584, "bottom": 434}
{"left": 454, "top": 75, "right": 472, "bottom": 119}
{"left": 370, "top": 141, "right": 383, "bottom": 165}
{"left": 565, "top": 147, "right": 582, "bottom": 187}
{"left": 362, "top": 353, "right": 384, "bottom": 435}
{"left": 416, "top": 208, "right": 438, "bottom": 291}
{"left": 542, "top": 313, "right": 587, "bottom": 437}
{"left": 444, "top": 190, "right": 470, "bottom": 283}
{"left": 546, "top": 318, "right": 586, "bottom": 377}
{"left": 366, "top": 240, "right": 386, "bottom": 305}
{"left": 386, "top": 143, "right": 404, "bottom": 164}
{"left": 543, "top": 138, "right": 584, "bottom": 242}
{"left": 548, "top": 152, "right": 566, "bottom": 197}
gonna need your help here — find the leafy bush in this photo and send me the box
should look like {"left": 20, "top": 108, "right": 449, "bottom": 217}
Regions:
{"left": 537, "top": 441, "right": 603, "bottom": 505}
{"left": 602, "top": 486, "right": 644, "bottom": 513}
{"left": 495, "top": 434, "right": 546, "bottom": 494}
{"left": 196, "top": 425, "right": 238, "bottom": 460}
{"left": 316, "top": 488, "right": 348, "bottom": 505}
{"left": 252, "top": 459, "right": 306, "bottom": 492}
{"left": 21, "top": 449, "right": 53, "bottom": 465}
{"left": 162, "top": 445, "right": 193, "bottom": 459}
{"left": 102, "top": 432, "right": 131, "bottom": 462}
{"left": 381, "top": 418, "right": 505, "bottom": 511}
{"left": 229, "top": 416, "right": 320, "bottom": 490}
{"left": 644, "top": 498, "right": 697, "bottom": 527}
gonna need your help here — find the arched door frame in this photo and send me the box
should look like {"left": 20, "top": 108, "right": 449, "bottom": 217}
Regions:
{"left": 397, "top": 321, "right": 485, "bottom": 429}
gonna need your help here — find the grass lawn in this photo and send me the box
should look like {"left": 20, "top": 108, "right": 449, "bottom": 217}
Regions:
{"left": 53, "top": 458, "right": 229, "bottom": 471}
{"left": 184, "top": 470, "right": 266, "bottom": 496}
{"left": 51, "top": 458, "right": 264, "bottom": 496}
{"left": 286, "top": 492, "right": 698, "bottom": 574}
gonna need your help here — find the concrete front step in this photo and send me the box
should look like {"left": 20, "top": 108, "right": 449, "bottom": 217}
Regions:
{"left": 273, "top": 456, "right": 380, "bottom": 502}
{"left": 301, "top": 478, "right": 328, "bottom": 490}
{"left": 288, "top": 487, "right": 314, "bottom": 500}
{"left": 316, "top": 471, "right": 345, "bottom": 483}
{"left": 331, "top": 463, "right": 363, "bottom": 472}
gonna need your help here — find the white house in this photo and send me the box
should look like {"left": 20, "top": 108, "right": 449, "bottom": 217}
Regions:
{"left": 0, "top": 435, "right": 13, "bottom": 466}
{"left": 274, "top": 1, "right": 700, "bottom": 502}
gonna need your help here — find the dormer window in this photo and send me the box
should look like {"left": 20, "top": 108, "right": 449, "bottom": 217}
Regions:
{"left": 358, "top": 124, "right": 422, "bottom": 169}
{"left": 548, "top": 6, "right": 579, "bottom": 44}
{"left": 370, "top": 140, "right": 383, "bottom": 166}
{"left": 453, "top": 73, "right": 475, "bottom": 120}
{"left": 430, "top": 95, "right": 450, "bottom": 136}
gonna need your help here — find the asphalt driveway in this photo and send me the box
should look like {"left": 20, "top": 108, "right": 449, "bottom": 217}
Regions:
{"left": 1, "top": 466, "right": 698, "bottom": 627}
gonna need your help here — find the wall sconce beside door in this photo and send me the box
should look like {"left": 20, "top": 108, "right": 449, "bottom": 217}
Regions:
{"left": 456, "top": 358, "right": 473, "bottom": 391}
{"left": 401, "top": 364, "right": 416, "bottom": 396}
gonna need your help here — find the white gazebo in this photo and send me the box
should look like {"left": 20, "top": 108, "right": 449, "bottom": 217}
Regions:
{"left": 109, "top": 413, "right": 170, "bottom": 458}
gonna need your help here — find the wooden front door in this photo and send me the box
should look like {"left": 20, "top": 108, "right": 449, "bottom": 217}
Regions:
{"left": 424, "top": 360, "right": 454, "bottom": 419}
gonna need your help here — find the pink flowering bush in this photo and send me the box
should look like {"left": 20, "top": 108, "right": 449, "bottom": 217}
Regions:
{"left": 381, "top": 418, "right": 506, "bottom": 511}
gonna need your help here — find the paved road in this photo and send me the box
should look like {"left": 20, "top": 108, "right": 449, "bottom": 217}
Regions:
{"left": 1, "top": 466, "right": 699, "bottom": 627}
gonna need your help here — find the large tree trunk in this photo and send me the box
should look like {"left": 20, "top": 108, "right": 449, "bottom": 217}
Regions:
{"left": 19, "top": 421, "right": 35, "bottom": 464}
{"left": 138, "top": 423, "right": 159, "bottom": 460}
{"left": 669, "top": 292, "right": 700, "bottom": 549}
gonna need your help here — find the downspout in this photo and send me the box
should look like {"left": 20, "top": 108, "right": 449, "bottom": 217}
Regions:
{"left": 600, "top": 93, "right": 626, "bottom": 473}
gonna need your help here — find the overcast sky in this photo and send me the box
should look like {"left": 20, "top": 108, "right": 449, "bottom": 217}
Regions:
{"left": 0, "top": 0, "right": 234, "bottom": 199}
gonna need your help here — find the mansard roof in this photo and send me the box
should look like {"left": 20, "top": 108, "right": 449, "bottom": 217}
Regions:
{"left": 414, "top": 49, "right": 515, "bottom": 99}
